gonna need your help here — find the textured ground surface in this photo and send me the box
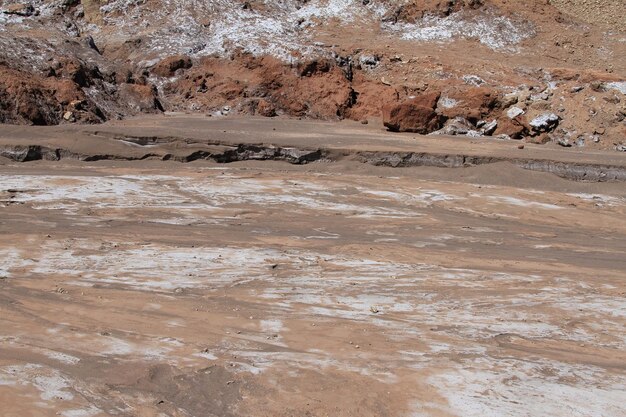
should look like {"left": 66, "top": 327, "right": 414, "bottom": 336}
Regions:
{"left": 550, "top": 0, "right": 626, "bottom": 28}
{"left": 1, "top": 118, "right": 625, "bottom": 416}
{"left": 1, "top": 1, "right": 625, "bottom": 150}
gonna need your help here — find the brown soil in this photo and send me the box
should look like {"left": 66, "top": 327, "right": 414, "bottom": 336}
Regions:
{"left": 550, "top": 0, "right": 626, "bottom": 29}
{"left": 0, "top": 116, "right": 625, "bottom": 416}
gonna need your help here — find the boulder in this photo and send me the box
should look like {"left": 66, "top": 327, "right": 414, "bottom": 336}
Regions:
{"left": 62, "top": 111, "right": 75, "bottom": 122}
{"left": 382, "top": 92, "right": 444, "bottom": 133}
{"left": 430, "top": 117, "right": 473, "bottom": 136}
{"left": 59, "top": 59, "right": 102, "bottom": 88}
{"left": 495, "top": 116, "right": 528, "bottom": 139}
{"left": 438, "top": 87, "right": 500, "bottom": 123}
{"left": 529, "top": 113, "right": 560, "bottom": 132}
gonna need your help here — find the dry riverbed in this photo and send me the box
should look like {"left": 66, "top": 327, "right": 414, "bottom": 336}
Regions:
{"left": 1, "top": 118, "right": 625, "bottom": 416}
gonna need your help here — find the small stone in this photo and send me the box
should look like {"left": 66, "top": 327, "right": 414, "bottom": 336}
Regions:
{"left": 590, "top": 81, "right": 606, "bottom": 92}
{"left": 517, "top": 144, "right": 525, "bottom": 149}
{"left": 530, "top": 91, "right": 550, "bottom": 101}
{"left": 63, "top": 111, "right": 75, "bottom": 122}
{"left": 527, "top": 133, "right": 551, "bottom": 145}
{"left": 557, "top": 137, "right": 572, "bottom": 147}
{"left": 507, "top": 106, "right": 525, "bottom": 119}
{"left": 430, "top": 118, "right": 468, "bottom": 136}
{"left": 360, "top": 119, "right": 368, "bottom": 125}
{"left": 69, "top": 100, "right": 84, "bottom": 110}
{"left": 359, "top": 55, "right": 380, "bottom": 68}
{"left": 462, "top": 75, "right": 485, "bottom": 86}
{"left": 482, "top": 120, "right": 498, "bottom": 136}
{"left": 501, "top": 93, "right": 519, "bottom": 108}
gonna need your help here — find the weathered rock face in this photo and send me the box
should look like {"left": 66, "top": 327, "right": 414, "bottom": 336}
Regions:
{"left": 0, "top": 65, "right": 104, "bottom": 125}
{"left": 344, "top": 72, "right": 400, "bottom": 121}
{"left": 495, "top": 115, "right": 529, "bottom": 139}
{"left": 384, "top": 0, "right": 484, "bottom": 23}
{"left": 382, "top": 92, "right": 444, "bottom": 133}
{"left": 118, "top": 84, "right": 164, "bottom": 113}
{"left": 254, "top": 98, "right": 277, "bottom": 117}
{"left": 438, "top": 87, "right": 501, "bottom": 123}
{"left": 0, "top": 49, "right": 168, "bottom": 125}
{"left": 152, "top": 55, "right": 193, "bottom": 77}
{"left": 161, "top": 54, "right": 357, "bottom": 119}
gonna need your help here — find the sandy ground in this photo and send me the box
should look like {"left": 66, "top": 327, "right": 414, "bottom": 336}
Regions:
{"left": 550, "top": 0, "right": 626, "bottom": 29}
{"left": 0, "top": 118, "right": 625, "bottom": 416}
{"left": 2, "top": 115, "right": 626, "bottom": 169}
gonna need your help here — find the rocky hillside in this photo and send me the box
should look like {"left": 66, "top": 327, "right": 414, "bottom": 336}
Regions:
{"left": 0, "top": 0, "right": 625, "bottom": 150}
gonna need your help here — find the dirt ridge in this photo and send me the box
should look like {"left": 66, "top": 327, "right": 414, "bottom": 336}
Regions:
{"left": 2, "top": 138, "right": 626, "bottom": 182}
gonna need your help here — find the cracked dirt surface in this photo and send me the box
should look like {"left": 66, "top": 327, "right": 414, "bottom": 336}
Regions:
{"left": 1, "top": 118, "right": 625, "bottom": 416}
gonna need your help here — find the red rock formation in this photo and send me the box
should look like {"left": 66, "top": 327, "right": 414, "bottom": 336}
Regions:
{"left": 439, "top": 87, "right": 501, "bottom": 123}
{"left": 382, "top": 92, "right": 444, "bottom": 133}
